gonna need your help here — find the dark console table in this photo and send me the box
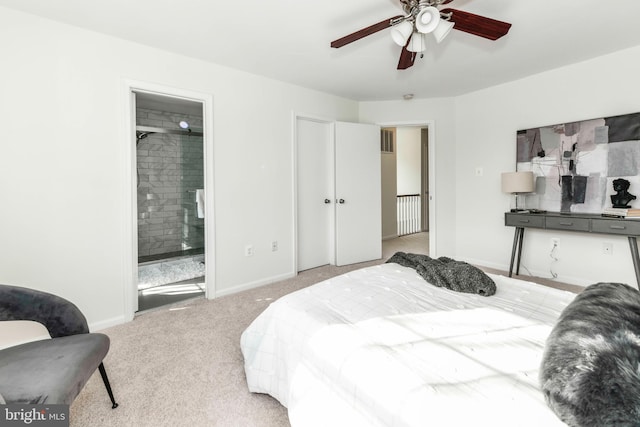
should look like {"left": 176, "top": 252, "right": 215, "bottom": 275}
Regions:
{"left": 505, "top": 211, "right": 640, "bottom": 288}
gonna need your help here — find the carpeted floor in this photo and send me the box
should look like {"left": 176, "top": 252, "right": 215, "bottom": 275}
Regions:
{"left": 70, "top": 261, "right": 384, "bottom": 427}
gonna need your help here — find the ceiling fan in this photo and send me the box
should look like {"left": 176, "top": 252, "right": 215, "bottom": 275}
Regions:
{"left": 330, "top": 0, "right": 512, "bottom": 70}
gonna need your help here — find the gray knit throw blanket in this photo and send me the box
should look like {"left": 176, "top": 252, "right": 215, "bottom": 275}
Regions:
{"left": 386, "top": 252, "right": 496, "bottom": 296}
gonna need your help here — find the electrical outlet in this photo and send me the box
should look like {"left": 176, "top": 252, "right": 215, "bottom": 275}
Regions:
{"left": 244, "top": 245, "right": 254, "bottom": 257}
{"left": 603, "top": 242, "right": 613, "bottom": 255}
{"left": 271, "top": 241, "right": 278, "bottom": 252}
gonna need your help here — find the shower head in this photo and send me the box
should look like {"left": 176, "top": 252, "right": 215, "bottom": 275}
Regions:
{"left": 136, "top": 131, "right": 149, "bottom": 140}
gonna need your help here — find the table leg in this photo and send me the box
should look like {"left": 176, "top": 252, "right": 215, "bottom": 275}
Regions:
{"left": 509, "top": 228, "right": 523, "bottom": 277}
{"left": 516, "top": 228, "right": 525, "bottom": 275}
{"left": 628, "top": 236, "right": 640, "bottom": 290}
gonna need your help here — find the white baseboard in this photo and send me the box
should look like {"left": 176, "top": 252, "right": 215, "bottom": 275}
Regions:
{"left": 212, "top": 271, "right": 297, "bottom": 298}
{"left": 457, "top": 256, "right": 504, "bottom": 272}
{"left": 458, "top": 256, "right": 589, "bottom": 286}
{"left": 382, "top": 234, "right": 399, "bottom": 241}
{"left": 89, "top": 272, "right": 297, "bottom": 330}
{"left": 90, "top": 315, "right": 128, "bottom": 332}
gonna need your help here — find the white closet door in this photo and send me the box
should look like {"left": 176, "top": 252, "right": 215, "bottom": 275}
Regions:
{"left": 296, "top": 118, "right": 333, "bottom": 271}
{"left": 335, "top": 121, "right": 382, "bottom": 266}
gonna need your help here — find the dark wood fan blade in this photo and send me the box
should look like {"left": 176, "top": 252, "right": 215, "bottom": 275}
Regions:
{"left": 397, "top": 44, "right": 416, "bottom": 70}
{"left": 331, "top": 15, "right": 403, "bottom": 48}
{"left": 441, "top": 8, "right": 512, "bottom": 40}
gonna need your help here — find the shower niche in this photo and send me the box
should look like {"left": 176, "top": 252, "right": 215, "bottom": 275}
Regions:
{"left": 134, "top": 93, "right": 206, "bottom": 311}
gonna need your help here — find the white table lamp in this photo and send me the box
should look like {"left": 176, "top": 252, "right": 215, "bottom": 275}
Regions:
{"left": 501, "top": 171, "right": 535, "bottom": 211}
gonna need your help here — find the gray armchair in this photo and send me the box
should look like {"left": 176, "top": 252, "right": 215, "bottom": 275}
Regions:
{"left": 0, "top": 284, "right": 118, "bottom": 408}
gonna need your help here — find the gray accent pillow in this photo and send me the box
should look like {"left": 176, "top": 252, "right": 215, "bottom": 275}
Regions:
{"left": 539, "top": 282, "right": 640, "bottom": 426}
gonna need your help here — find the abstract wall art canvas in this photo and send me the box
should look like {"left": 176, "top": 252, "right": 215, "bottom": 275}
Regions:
{"left": 516, "top": 112, "right": 640, "bottom": 213}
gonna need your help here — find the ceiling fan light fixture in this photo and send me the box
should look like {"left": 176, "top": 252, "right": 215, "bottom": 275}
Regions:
{"left": 390, "top": 20, "right": 414, "bottom": 46}
{"left": 432, "top": 18, "right": 455, "bottom": 43}
{"left": 329, "top": 1, "right": 513, "bottom": 71}
{"left": 415, "top": 6, "right": 440, "bottom": 34}
{"left": 407, "top": 32, "right": 426, "bottom": 53}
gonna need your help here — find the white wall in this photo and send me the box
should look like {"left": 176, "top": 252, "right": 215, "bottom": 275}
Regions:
{"left": 361, "top": 47, "right": 640, "bottom": 288}
{"left": 454, "top": 45, "right": 640, "bottom": 287}
{"left": 396, "top": 127, "right": 422, "bottom": 195}
{"left": 0, "top": 8, "right": 358, "bottom": 328}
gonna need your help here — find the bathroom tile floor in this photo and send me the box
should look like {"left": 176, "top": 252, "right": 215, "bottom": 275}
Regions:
{"left": 137, "top": 277, "right": 205, "bottom": 313}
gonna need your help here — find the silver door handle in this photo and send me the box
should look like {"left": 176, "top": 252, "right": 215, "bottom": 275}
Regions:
{"left": 324, "top": 199, "right": 331, "bottom": 204}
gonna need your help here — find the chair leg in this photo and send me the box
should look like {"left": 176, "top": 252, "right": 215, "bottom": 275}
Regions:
{"left": 98, "top": 362, "right": 119, "bottom": 409}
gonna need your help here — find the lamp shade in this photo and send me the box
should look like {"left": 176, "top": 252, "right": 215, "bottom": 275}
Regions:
{"left": 415, "top": 6, "right": 440, "bottom": 34}
{"left": 407, "top": 33, "right": 426, "bottom": 53}
{"left": 432, "top": 19, "right": 454, "bottom": 43}
{"left": 501, "top": 171, "right": 535, "bottom": 193}
{"left": 391, "top": 21, "right": 414, "bottom": 46}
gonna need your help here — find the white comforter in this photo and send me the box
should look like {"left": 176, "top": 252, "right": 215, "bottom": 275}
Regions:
{"left": 241, "top": 263, "right": 575, "bottom": 426}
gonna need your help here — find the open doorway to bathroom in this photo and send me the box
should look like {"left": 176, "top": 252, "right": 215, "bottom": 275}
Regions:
{"left": 134, "top": 92, "right": 206, "bottom": 312}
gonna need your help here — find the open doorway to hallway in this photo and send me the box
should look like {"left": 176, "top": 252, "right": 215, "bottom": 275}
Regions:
{"left": 381, "top": 125, "right": 430, "bottom": 257}
{"left": 382, "top": 232, "right": 429, "bottom": 259}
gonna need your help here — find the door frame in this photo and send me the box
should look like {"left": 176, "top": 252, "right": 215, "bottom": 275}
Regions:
{"left": 378, "top": 120, "right": 437, "bottom": 257}
{"left": 122, "top": 80, "right": 215, "bottom": 321}
{"left": 292, "top": 112, "right": 335, "bottom": 273}
{"left": 421, "top": 128, "right": 429, "bottom": 232}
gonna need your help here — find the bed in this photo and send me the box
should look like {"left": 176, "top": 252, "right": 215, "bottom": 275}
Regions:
{"left": 241, "top": 260, "right": 577, "bottom": 426}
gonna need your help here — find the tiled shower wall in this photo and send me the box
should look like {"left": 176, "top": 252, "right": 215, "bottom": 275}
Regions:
{"left": 136, "top": 107, "right": 204, "bottom": 259}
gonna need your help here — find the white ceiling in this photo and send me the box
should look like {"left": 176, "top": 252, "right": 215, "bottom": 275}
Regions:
{"left": 3, "top": 0, "right": 640, "bottom": 101}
